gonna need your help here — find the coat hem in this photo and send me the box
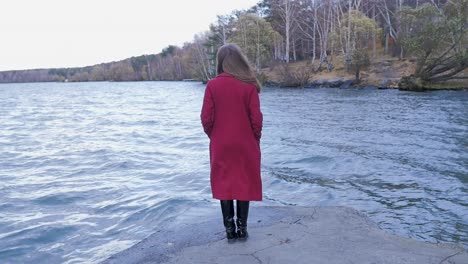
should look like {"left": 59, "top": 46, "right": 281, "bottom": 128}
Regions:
{"left": 212, "top": 195, "right": 262, "bottom": 202}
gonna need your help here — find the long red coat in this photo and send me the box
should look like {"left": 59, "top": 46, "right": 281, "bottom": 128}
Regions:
{"left": 201, "top": 73, "right": 263, "bottom": 201}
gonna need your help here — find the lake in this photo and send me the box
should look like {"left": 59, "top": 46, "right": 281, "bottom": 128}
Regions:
{"left": 0, "top": 81, "right": 466, "bottom": 263}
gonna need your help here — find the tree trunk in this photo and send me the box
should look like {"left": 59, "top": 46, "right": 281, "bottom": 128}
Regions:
{"left": 312, "top": 0, "right": 317, "bottom": 65}
{"left": 145, "top": 55, "right": 153, "bottom": 81}
{"left": 285, "top": 0, "right": 290, "bottom": 63}
{"left": 293, "top": 37, "right": 297, "bottom": 61}
{"left": 372, "top": 5, "right": 376, "bottom": 58}
{"left": 256, "top": 18, "right": 261, "bottom": 70}
{"left": 385, "top": 33, "right": 389, "bottom": 53}
{"left": 222, "top": 24, "right": 226, "bottom": 45}
{"left": 397, "top": 0, "right": 404, "bottom": 60}
{"left": 345, "top": 0, "right": 352, "bottom": 72}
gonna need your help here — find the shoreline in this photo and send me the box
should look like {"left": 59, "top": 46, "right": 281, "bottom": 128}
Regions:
{"left": 1, "top": 78, "right": 466, "bottom": 91}
{"left": 102, "top": 206, "right": 467, "bottom": 264}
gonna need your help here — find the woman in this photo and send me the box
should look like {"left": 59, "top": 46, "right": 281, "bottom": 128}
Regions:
{"left": 200, "top": 44, "right": 263, "bottom": 243}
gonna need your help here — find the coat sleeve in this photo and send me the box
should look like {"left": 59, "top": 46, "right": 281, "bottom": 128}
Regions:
{"left": 248, "top": 87, "right": 263, "bottom": 141}
{"left": 200, "top": 84, "right": 215, "bottom": 137}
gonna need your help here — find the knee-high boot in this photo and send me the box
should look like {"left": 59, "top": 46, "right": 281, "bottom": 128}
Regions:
{"left": 220, "top": 200, "right": 237, "bottom": 243}
{"left": 236, "top": 200, "right": 250, "bottom": 241}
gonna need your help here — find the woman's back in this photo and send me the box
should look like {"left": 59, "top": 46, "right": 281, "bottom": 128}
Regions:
{"left": 201, "top": 71, "right": 262, "bottom": 201}
{"left": 207, "top": 73, "right": 258, "bottom": 146}
{"left": 200, "top": 43, "right": 263, "bottom": 243}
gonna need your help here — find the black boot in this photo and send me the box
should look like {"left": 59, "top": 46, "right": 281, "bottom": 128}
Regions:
{"left": 236, "top": 200, "right": 250, "bottom": 241}
{"left": 220, "top": 200, "right": 237, "bottom": 243}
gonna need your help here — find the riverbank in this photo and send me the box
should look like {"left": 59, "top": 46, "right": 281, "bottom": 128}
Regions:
{"left": 1, "top": 52, "right": 466, "bottom": 91}
{"left": 102, "top": 206, "right": 467, "bottom": 264}
{"left": 263, "top": 54, "right": 468, "bottom": 91}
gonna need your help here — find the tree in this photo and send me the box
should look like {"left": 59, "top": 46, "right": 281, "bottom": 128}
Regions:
{"left": 296, "top": 0, "right": 336, "bottom": 68}
{"left": 350, "top": 48, "right": 371, "bottom": 80}
{"left": 161, "top": 45, "right": 177, "bottom": 57}
{"left": 209, "top": 14, "right": 237, "bottom": 46}
{"left": 295, "top": 0, "right": 321, "bottom": 65}
{"left": 332, "top": 10, "right": 380, "bottom": 71}
{"left": 229, "top": 13, "right": 276, "bottom": 70}
{"left": 188, "top": 33, "right": 215, "bottom": 82}
{"left": 399, "top": 1, "right": 468, "bottom": 88}
{"left": 130, "top": 56, "right": 149, "bottom": 80}
{"left": 271, "top": 0, "right": 299, "bottom": 62}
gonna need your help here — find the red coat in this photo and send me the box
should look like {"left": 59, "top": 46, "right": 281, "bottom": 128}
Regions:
{"left": 201, "top": 73, "right": 263, "bottom": 201}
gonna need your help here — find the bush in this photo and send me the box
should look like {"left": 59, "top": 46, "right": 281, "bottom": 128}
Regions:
{"left": 348, "top": 49, "right": 370, "bottom": 80}
{"left": 277, "top": 63, "right": 314, "bottom": 87}
{"left": 256, "top": 71, "right": 269, "bottom": 85}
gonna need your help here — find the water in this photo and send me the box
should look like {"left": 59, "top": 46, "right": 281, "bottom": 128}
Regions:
{"left": 0, "top": 81, "right": 466, "bottom": 263}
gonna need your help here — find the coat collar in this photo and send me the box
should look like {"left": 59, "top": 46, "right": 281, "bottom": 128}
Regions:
{"left": 217, "top": 72, "right": 234, "bottom": 78}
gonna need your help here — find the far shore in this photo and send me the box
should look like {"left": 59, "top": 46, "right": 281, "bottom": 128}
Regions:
{"left": 1, "top": 56, "right": 467, "bottom": 92}
{"left": 1, "top": 77, "right": 466, "bottom": 91}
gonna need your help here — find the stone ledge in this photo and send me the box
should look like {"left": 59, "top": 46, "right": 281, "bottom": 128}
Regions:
{"left": 102, "top": 206, "right": 467, "bottom": 264}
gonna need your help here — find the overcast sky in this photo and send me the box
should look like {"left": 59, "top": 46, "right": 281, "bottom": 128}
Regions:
{"left": 0, "top": 0, "right": 259, "bottom": 71}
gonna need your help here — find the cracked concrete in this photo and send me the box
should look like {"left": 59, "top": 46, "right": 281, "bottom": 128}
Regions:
{"left": 103, "top": 206, "right": 468, "bottom": 264}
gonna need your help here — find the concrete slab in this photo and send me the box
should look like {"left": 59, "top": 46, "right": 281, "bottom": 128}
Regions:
{"left": 103, "top": 206, "right": 467, "bottom": 264}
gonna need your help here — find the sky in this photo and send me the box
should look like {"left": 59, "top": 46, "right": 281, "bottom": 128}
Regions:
{"left": 0, "top": 0, "right": 259, "bottom": 71}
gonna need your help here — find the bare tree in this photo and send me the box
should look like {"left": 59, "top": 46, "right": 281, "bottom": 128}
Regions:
{"left": 273, "top": 0, "right": 299, "bottom": 62}
{"left": 296, "top": 0, "right": 318, "bottom": 64}
{"left": 193, "top": 33, "right": 213, "bottom": 82}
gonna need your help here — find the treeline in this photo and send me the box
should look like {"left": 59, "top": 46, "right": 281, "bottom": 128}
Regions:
{"left": 1, "top": 0, "right": 466, "bottom": 86}
{"left": 0, "top": 46, "right": 203, "bottom": 83}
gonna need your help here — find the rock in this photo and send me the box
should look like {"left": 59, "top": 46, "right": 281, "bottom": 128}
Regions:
{"left": 378, "top": 79, "right": 399, "bottom": 89}
{"left": 360, "top": 85, "right": 378, "bottom": 89}
{"left": 398, "top": 75, "right": 426, "bottom": 92}
{"left": 103, "top": 206, "right": 468, "bottom": 264}
{"left": 379, "top": 79, "right": 391, "bottom": 88}
{"left": 382, "top": 61, "right": 392, "bottom": 67}
{"left": 340, "top": 79, "right": 356, "bottom": 89}
{"left": 328, "top": 77, "right": 345, "bottom": 88}
{"left": 304, "top": 79, "right": 330, "bottom": 88}
{"left": 303, "top": 82, "right": 317, "bottom": 88}
{"left": 263, "top": 81, "right": 281, "bottom": 87}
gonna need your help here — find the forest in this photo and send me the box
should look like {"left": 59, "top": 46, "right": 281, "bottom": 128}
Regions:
{"left": 0, "top": 0, "right": 466, "bottom": 90}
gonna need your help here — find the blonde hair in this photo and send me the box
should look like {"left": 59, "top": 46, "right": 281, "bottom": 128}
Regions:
{"left": 216, "top": 44, "right": 261, "bottom": 92}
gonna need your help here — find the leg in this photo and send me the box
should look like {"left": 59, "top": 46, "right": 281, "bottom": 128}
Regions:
{"left": 236, "top": 200, "right": 250, "bottom": 241}
{"left": 220, "top": 200, "right": 237, "bottom": 243}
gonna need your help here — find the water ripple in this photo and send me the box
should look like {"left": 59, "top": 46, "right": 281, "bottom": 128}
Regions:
{"left": 0, "top": 82, "right": 466, "bottom": 263}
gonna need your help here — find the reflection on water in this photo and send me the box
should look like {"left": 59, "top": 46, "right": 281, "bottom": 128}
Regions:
{"left": 0, "top": 82, "right": 466, "bottom": 263}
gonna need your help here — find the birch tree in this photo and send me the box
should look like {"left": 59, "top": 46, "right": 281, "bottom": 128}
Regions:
{"left": 191, "top": 33, "right": 215, "bottom": 82}
{"left": 272, "top": 0, "right": 299, "bottom": 62}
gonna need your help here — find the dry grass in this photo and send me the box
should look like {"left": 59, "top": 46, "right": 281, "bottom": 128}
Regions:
{"left": 262, "top": 48, "right": 417, "bottom": 87}
{"left": 261, "top": 48, "right": 468, "bottom": 89}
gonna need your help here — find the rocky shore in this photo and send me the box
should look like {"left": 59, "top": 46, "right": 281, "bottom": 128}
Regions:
{"left": 102, "top": 206, "right": 467, "bottom": 264}
{"left": 263, "top": 57, "right": 467, "bottom": 91}
{"left": 264, "top": 78, "right": 398, "bottom": 90}
{"left": 265, "top": 77, "right": 467, "bottom": 91}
